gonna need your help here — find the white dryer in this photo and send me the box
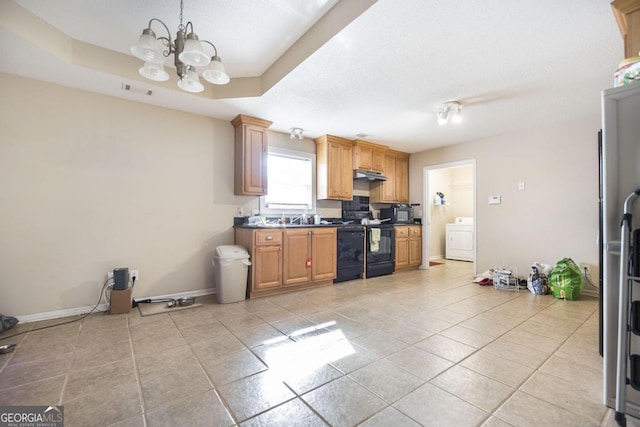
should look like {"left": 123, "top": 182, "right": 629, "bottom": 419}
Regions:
{"left": 445, "top": 217, "right": 474, "bottom": 261}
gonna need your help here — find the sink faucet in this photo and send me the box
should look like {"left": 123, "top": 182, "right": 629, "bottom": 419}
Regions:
{"left": 289, "top": 213, "right": 307, "bottom": 225}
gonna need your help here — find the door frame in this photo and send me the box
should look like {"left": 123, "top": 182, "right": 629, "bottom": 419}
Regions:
{"left": 421, "top": 159, "right": 477, "bottom": 275}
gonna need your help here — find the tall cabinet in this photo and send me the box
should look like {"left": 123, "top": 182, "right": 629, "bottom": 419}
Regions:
{"left": 231, "top": 114, "right": 272, "bottom": 196}
{"left": 315, "top": 135, "right": 353, "bottom": 200}
{"left": 370, "top": 149, "right": 410, "bottom": 203}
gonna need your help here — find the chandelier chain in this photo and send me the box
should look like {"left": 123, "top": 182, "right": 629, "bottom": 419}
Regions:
{"left": 178, "top": 0, "right": 185, "bottom": 31}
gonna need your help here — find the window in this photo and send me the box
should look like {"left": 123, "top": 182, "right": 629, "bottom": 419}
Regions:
{"left": 260, "top": 148, "right": 316, "bottom": 213}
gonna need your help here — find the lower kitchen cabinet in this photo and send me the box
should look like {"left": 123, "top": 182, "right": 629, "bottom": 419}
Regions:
{"left": 254, "top": 244, "right": 283, "bottom": 291}
{"left": 311, "top": 228, "right": 338, "bottom": 280}
{"left": 235, "top": 227, "right": 337, "bottom": 298}
{"left": 395, "top": 225, "right": 422, "bottom": 271}
{"left": 284, "top": 228, "right": 337, "bottom": 285}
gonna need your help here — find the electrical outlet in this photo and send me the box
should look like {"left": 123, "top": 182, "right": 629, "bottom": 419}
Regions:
{"left": 580, "top": 263, "right": 590, "bottom": 275}
{"left": 107, "top": 271, "right": 114, "bottom": 280}
{"left": 131, "top": 269, "right": 139, "bottom": 282}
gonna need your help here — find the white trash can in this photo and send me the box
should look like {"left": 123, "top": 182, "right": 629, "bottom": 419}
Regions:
{"left": 213, "top": 245, "right": 251, "bottom": 303}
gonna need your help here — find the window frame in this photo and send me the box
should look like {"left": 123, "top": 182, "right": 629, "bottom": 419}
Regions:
{"left": 259, "top": 147, "right": 316, "bottom": 215}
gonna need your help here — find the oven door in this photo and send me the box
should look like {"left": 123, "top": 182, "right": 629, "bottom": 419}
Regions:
{"left": 366, "top": 226, "right": 395, "bottom": 263}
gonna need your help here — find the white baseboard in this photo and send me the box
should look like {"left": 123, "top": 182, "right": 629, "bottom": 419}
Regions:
{"left": 429, "top": 255, "right": 444, "bottom": 261}
{"left": 16, "top": 303, "right": 111, "bottom": 324}
{"left": 16, "top": 288, "right": 216, "bottom": 324}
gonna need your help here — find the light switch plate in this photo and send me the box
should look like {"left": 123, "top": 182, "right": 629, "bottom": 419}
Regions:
{"left": 489, "top": 195, "right": 501, "bottom": 205}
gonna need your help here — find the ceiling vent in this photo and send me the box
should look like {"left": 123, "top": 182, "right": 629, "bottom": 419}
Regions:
{"left": 121, "top": 83, "right": 153, "bottom": 96}
{"left": 355, "top": 133, "right": 371, "bottom": 138}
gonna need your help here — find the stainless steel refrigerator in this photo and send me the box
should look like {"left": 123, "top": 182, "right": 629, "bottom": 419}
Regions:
{"left": 602, "top": 82, "right": 640, "bottom": 420}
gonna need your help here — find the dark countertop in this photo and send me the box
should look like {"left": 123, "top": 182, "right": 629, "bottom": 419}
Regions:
{"left": 234, "top": 222, "right": 421, "bottom": 229}
{"left": 234, "top": 223, "right": 355, "bottom": 229}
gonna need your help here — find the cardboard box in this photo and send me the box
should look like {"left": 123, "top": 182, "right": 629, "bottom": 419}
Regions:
{"left": 110, "top": 288, "right": 132, "bottom": 314}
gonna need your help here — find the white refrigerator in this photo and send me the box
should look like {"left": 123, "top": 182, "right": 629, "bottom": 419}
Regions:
{"left": 602, "top": 81, "right": 640, "bottom": 421}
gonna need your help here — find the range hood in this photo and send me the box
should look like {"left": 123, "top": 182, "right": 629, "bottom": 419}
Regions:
{"left": 353, "top": 169, "right": 388, "bottom": 181}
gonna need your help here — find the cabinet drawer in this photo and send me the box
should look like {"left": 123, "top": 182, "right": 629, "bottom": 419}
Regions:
{"left": 255, "top": 230, "right": 283, "bottom": 245}
{"left": 408, "top": 226, "right": 422, "bottom": 237}
{"left": 395, "top": 227, "right": 409, "bottom": 237}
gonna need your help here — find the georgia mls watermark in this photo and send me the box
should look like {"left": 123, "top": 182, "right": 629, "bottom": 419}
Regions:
{"left": 0, "top": 406, "right": 64, "bottom": 427}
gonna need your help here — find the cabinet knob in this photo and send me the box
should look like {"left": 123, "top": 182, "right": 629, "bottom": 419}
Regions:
{"left": 266, "top": 236, "right": 273, "bottom": 241}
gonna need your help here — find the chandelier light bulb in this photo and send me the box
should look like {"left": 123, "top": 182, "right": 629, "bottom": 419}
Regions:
{"left": 179, "top": 34, "right": 211, "bottom": 67}
{"left": 177, "top": 69, "right": 204, "bottom": 93}
{"left": 202, "top": 56, "right": 230, "bottom": 85}
{"left": 131, "top": 30, "right": 163, "bottom": 63}
{"left": 139, "top": 62, "right": 170, "bottom": 81}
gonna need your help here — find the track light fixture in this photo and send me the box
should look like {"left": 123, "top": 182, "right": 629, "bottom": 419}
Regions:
{"left": 130, "top": 0, "right": 230, "bottom": 93}
{"left": 437, "top": 101, "right": 463, "bottom": 126}
{"left": 289, "top": 128, "right": 304, "bottom": 140}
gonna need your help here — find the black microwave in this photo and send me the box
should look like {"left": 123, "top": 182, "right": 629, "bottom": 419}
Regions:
{"left": 380, "top": 204, "right": 414, "bottom": 224}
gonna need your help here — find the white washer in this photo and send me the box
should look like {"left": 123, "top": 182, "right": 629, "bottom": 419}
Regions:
{"left": 445, "top": 217, "right": 474, "bottom": 261}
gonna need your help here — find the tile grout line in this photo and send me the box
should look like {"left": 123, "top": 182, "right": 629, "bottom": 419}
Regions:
{"left": 176, "top": 308, "right": 251, "bottom": 426}
{"left": 407, "top": 291, "right": 590, "bottom": 425}
{"left": 487, "top": 299, "right": 601, "bottom": 425}
{"left": 126, "top": 313, "right": 149, "bottom": 427}
{"left": 56, "top": 317, "right": 82, "bottom": 408}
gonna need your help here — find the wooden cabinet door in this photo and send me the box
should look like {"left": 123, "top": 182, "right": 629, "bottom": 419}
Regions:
{"left": 354, "top": 145, "right": 373, "bottom": 171}
{"left": 311, "top": 228, "right": 337, "bottom": 280}
{"left": 395, "top": 156, "right": 409, "bottom": 203}
{"left": 232, "top": 115, "right": 272, "bottom": 196}
{"left": 315, "top": 135, "right": 353, "bottom": 201}
{"left": 243, "top": 125, "right": 268, "bottom": 195}
{"left": 408, "top": 237, "right": 422, "bottom": 266}
{"left": 327, "top": 141, "right": 353, "bottom": 200}
{"left": 395, "top": 237, "right": 409, "bottom": 270}
{"left": 327, "top": 142, "right": 343, "bottom": 199}
{"left": 254, "top": 245, "right": 282, "bottom": 290}
{"left": 283, "top": 229, "right": 312, "bottom": 286}
{"left": 339, "top": 144, "right": 353, "bottom": 200}
{"left": 382, "top": 154, "right": 397, "bottom": 202}
{"left": 372, "top": 149, "right": 385, "bottom": 173}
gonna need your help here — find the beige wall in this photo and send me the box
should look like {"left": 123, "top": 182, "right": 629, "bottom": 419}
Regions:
{"left": 0, "top": 74, "right": 292, "bottom": 316}
{"left": 451, "top": 165, "right": 473, "bottom": 218}
{"left": 427, "top": 168, "right": 455, "bottom": 258}
{"left": 410, "top": 116, "right": 600, "bottom": 278}
{"left": 0, "top": 72, "right": 601, "bottom": 316}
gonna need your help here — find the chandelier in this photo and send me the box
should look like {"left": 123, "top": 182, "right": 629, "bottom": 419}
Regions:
{"left": 130, "top": 0, "right": 230, "bottom": 93}
{"left": 437, "top": 101, "right": 463, "bottom": 126}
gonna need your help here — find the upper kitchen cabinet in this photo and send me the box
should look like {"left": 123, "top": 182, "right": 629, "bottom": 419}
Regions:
{"left": 315, "top": 135, "right": 354, "bottom": 201}
{"left": 353, "top": 140, "right": 388, "bottom": 173}
{"left": 231, "top": 114, "right": 272, "bottom": 196}
{"left": 370, "top": 149, "right": 410, "bottom": 203}
{"left": 611, "top": 0, "right": 640, "bottom": 59}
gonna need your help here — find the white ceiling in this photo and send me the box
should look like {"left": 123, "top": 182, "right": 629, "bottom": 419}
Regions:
{"left": 1, "top": 0, "right": 622, "bottom": 153}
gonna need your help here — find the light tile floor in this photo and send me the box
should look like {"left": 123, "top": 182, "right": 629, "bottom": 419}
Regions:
{"left": 0, "top": 260, "right": 627, "bottom": 426}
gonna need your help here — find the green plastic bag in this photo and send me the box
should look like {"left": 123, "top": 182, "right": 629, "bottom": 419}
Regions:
{"left": 549, "top": 258, "right": 584, "bottom": 300}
